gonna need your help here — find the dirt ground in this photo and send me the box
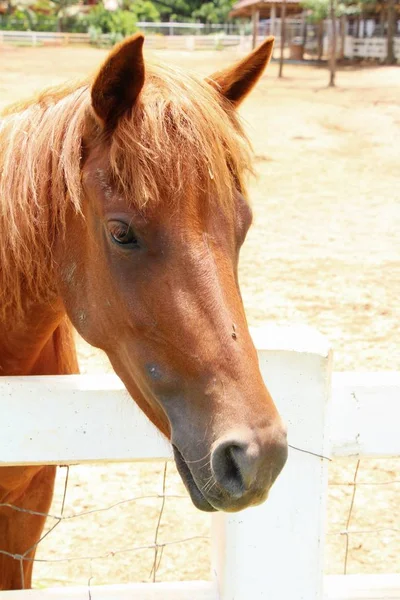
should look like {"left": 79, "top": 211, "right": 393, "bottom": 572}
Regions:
{"left": 1, "top": 44, "right": 399, "bottom": 588}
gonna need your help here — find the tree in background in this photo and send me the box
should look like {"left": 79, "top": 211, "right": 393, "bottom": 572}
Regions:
{"left": 301, "top": 0, "right": 330, "bottom": 59}
{"left": 120, "top": 0, "right": 160, "bottom": 21}
{"left": 300, "top": 0, "right": 400, "bottom": 83}
{"left": 279, "top": 0, "right": 286, "bottom": 77}
{"left": 192, "top": 0, "right": 234, "bottom": 24}
{"left": 48, "top": 0, "right": 76, "bottom": 30}
{"left": 301, "top": 0, "right": 347, "bottom": 84}
{"left": 1, "top": 0, "right": 55, "bottom": 29}
{"left": 329, "top": 0, "right": 337, "bottom": 85}
{"left": 386, "top": 0, "right": 396, "bottom": 63}
{"left": 356, "top": 0, "right": 399, "bottom": 65}
{"left": 149, "top": 0, "right": 198, "bottom": 21}
{"left": 147, "top": 0, "right": 235, "bottom": 22}
{"left": 113, "top": 0, "right": 234, "bottom": 27}
{"left": 86, "top": 2, "right": 136, "bottom": 35}
{"left": 328, "top": 0, "right": 398, "bottom": 64}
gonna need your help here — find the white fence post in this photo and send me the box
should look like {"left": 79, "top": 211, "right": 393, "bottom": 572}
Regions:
{"left": 211, "top": 325, "right": 332, "bottom": 600}
{"left": 344, "top": 35, "right": 354, "bottom": 59}
{"left": 395, "top": 38, "right": 400, "bottom": 60}
{"left": 186, "top": 35, "right": 195, "bottom": 51}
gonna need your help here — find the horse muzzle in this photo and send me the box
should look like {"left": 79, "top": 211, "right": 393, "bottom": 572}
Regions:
{"left": 172, "top": 426, "right": 288, "bottom": 512}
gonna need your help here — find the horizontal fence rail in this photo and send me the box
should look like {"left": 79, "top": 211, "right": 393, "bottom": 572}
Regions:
{"left": 0, "top": 30, "right": 245, "bottom": 51}
{"left": 1, "top": 576, "right": 400, "bottom": 599}
{"left": 0, "top": 30, "right": 399, "bottom": 60}
{"left": 330, "top": 372, "right": 400, "bottom": 458}
{"left": 345, "top": 36, "right": 400, "bottom": 59}
{"left": 1, "top": 372, "right": 398, "bottom": 466}
{"left": 0, "top": 325, "right": 399, "bottom": 599}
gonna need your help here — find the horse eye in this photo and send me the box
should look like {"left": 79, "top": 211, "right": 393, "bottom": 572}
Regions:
{"left": 108, "top": 220, "right": 139, "bottom": 248}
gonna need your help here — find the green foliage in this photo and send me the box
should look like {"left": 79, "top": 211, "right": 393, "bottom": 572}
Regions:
{"left": 125, "top": 0, "right": 160, "bottom": 21}
{"left": 302, "top": 0, "right": 329, "bottom": 21}
{"left": 1, "top": 8, "right": 31, "bottom": 30}
{"left": 192, "top": 0, "right": 234, "bottom": 24}
{"left": 31, "top": 0, "right": 54, "bottom": 13}
{"left": 34, "top": 12, "right": 58, "bottom": 30}
{"left": 0, "top": 0, "right": 238, "bottom": 33}
{"left": 51, "top": 0, "right": 76, "bottom": 16}
{"left": 62, "top": 13, "right": 90, "bottom": 32}
{"left": 147, "top": 0, "right": 203, "bottom": 21}
{"left": 0, "top": 1, "right": 138, "bottom": 33}
{"left": 89, "top": 25, "right": 124, "bottom": 45}
{"left": 0, "top": 7, "right": 60, "bottom": 30}
{"left": 86, "top": 3, "right": 137, "bottom": 35}
{"left": 132, "top": 0, "right": 236, "bottom": 23}
{"left": 0, "top": 10, "right": 91, "bottom": 31}
{"left": 301, "top": 0, "right": 362, "bottom": 22}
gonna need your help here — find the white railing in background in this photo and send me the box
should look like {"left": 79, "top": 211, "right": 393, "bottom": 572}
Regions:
{"left": 0, "top": 30, "right": 91, "bottom": 45}
{"left": 0, "top": 30, "right": 245, "bottom": 51}
{"left": 345, "top": 35, "right": 400, "bottom": 59}
{"left": 135, "top": 21, "right": 241, "bottom": 35}
{"left": 0, "top": 325, "right": 399, "bottom": 600}
{"left": 1, "top": 30, "right": 399, "bottom": 61}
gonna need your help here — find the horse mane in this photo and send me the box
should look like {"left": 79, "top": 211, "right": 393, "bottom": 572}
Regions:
{"left": 0, "top": 61, "right": 252, "bottom": 319}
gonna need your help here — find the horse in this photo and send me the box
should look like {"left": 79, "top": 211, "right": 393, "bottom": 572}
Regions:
{"left": 0, "top": 34, "right": 288, "bottom": 590}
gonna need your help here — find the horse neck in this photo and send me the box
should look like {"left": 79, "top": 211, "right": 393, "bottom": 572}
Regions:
{"left": 0, "top": 103, "right": 79, "bottom": 361}
{"left": 0, "top": 87, "right": 87, "bottom": 305}
{"left": 0, "top": 93, "right": 86, "bottom": 377}
{"left": 0, "top": 210, "right": 64, "bottom": 373}
{"left": 0, "top": 297, "right": 66, "bottom": 376}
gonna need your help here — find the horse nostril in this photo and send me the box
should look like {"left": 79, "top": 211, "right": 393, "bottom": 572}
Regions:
{"left": 211, "top": 441, "right": 250, "bottom": 498}
{"left": 211, "top": 431, "right": 288, "bottom": 501}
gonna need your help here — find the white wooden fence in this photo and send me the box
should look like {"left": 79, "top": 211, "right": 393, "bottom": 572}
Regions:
{"left": 1, "top": 30, "right": 399, "bottom": 61}
{"left": 345, "top": 36, "right": 400, "bottom": 60}
{"left": 0, "top": 30, "right": 244, "bottom": 51}
{"left": 0, "top": 325, "right": 399, "bottom": 600}
{"left": 0, "top": 30, "right": 90, "bottom": 45}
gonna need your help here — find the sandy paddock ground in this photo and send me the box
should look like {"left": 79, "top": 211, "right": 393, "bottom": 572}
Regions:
{"left": 0, "top": 44, "right": 399, "bottom": 587}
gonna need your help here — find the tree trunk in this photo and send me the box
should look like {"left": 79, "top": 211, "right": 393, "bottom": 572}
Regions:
{"left": 386, "top": 0, "right": 396, "bottom": 64}
{"left": 362, "top": 10, "right": 366, "bottom": 38}
{"left": 355, "top": 15, "right": 360, "bottom": 38}
{"left": 379, "top": 6, "right": 385, "bottom": 37}
{"left": 340, "top": 14, "right": 346, "bottom": 60}
{"left": 317, "top": 20, "right": 324, "bottom": 60}
{"left": 278, "top": 0, "right": 286, "bottom": 78}
{"left": 302, "top": 10, "right": 308, "bottom": 47}
{"left": 329, "top": 0, "right": 337, "bottom": 87}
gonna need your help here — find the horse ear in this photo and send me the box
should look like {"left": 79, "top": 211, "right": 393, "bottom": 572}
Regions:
{"left": 207, "top": 37, "right": 274, "bottom": 107}
{"left": 91, "top": 33, "right": 145, "bottom": 127}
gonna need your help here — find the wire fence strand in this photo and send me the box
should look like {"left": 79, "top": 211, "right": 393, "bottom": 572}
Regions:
{"left": 343, "top": 459, "right": 360, "bottom": 575}
{"left": 150, "top": 462, "right": 168, "bottom": 582}
{"left": 0, "top": 454, "right": 398, "bottom": 586}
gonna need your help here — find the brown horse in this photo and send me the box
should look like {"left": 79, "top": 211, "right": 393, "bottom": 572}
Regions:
{"left": 0, "top": 35, "right": 287, "bottom": 590}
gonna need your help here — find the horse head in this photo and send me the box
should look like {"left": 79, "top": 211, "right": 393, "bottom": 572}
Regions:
{"left": 57, "top": 34, "right": 287, "bottom": 512}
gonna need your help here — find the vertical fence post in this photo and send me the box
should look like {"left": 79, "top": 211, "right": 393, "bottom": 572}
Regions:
{"left": 251, "top": 8, "right": 259, "bottom": 49}
{"left": 271, "top": 3, "right": 277, "bottom": 38}
{"left": 211, "top": 325, "right": 332, "bottom": 600}
{"left": 239, "top": 34, "right": 247, "bottom": 53}
{"left": 344, "top": 34, "right": 353, "bottom": 59}
{"left": 186, "top": 35, "right": 195, "bottom": 51}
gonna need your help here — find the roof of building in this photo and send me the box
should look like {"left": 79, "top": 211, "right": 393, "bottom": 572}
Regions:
{"left": 230, "top": 0, "right": 302, "bottom": 18}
